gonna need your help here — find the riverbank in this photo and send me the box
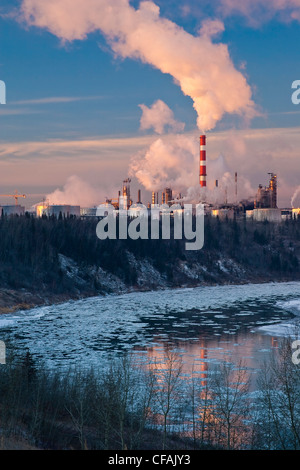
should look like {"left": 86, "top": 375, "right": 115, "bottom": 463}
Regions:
{"left": 0, "top": 288, "right": 79, "bottom": 314}
{"left": 1, "top": 269, "right": 299, "bottom": 315}
{"left": 0, "top": 215, "right": 299, "bottom": 314}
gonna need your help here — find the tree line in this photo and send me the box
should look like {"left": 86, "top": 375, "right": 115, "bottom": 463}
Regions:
{"left": 0, "top": 213, "right": 299, "bottom": 295}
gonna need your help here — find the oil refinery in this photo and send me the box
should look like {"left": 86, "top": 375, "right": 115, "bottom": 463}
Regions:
{"left": 0, "top": 135, "right": 299, "bottom": 222}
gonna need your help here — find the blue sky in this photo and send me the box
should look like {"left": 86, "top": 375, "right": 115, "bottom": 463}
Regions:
{"left": 0, "top": 0, "right": 300, "bottom": 208}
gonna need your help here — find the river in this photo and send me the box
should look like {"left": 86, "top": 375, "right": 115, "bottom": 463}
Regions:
{"left": 0, "top": 281, "right": 299, "bottom": 381}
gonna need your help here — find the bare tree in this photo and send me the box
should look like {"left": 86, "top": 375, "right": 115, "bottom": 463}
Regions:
{"left": 256, "top": 333, "right": 300, "bottom": 450}
{"left": 208, "top": 360, "right": 251, "bottom": 449}
{"left": 96, "top": 353, "right": 156, "bottom": 450}
{"left": 151, "top": 347, "right": 183, "bottom": 450}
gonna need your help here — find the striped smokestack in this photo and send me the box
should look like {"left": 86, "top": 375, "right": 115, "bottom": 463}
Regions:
{"left": 200, "top": 135, "right": 207, "bottom": 188}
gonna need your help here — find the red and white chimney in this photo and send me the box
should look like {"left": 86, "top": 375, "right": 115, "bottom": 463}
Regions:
{"left": 200, "top": 135, "right": 207, "bottom": 188}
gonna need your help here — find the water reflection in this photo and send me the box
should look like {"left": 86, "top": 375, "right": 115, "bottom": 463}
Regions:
{"left": 0, "top": 281, "right": 298, "bottom": 378}
{"left": 133, "top": 331, "right": 280, "bottom": 392}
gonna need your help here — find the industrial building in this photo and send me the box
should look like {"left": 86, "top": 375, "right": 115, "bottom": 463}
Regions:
{"left": 246, "top": 208, "right": 282, "bottom": 223}
{"left": 2, "top": 134, "right": 296, "bottom": 225}
{"left": 281, "top": 209, "right": 293, "bottom": 220}
{"left": 293, "top": 208, "right": 300, "bottom": 219}
{"left": 245, "top": 173, "right": 282, "bottom": 222}
{"left": 80, "top": 207, "right": 97, "bottom": 217}
{"left": 48, "top": 205, "right": 80, "bottom": 218}
{"left": 0, "top": 191, "right": 26, "bottom": 216}
{"left": 211, "top": 208, "right": 235, "bottom": 220}
{"left": 109, "top": 139, "right": 289, "bottom": 226}
{"left": 35, "top": 204, "right": 80, "bottom": 218}
{"left": 121, "top": 178, "right": 132, "bottom": 210}
{"left": 161, "top": 188, "right": 173, "bottom": 205}
{"left": 0, "top": 205, "right": 25, "bottom": 216}
{"left": 254, "top": 173, "right": 277, "bottom": 209}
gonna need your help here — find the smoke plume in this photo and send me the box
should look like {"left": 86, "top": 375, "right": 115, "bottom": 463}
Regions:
{"left": 129, "top": 135, "right": 197, "bottom": 192}
{"left": 129, "top": 135, "right": 255, "bottom": 203}
{"left": 19, "top": 0, "right": 257, "bottom": 132}
{"left": 291, "top": 186, "right": 300, "bottom": 208}
{"left": 139, "top": 100, "right": 185, "bottom": 134}
{"left": 46, "top": 175, "right": 103, "bottom": 207}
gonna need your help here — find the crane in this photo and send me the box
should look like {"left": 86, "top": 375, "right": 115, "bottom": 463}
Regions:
{"left": 0, "top": 190, "right": 26, "bottom": 206}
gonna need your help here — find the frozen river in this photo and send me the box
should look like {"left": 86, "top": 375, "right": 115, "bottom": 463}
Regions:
{"left": 0, "top": 281, "right": 299, "bottom": 377}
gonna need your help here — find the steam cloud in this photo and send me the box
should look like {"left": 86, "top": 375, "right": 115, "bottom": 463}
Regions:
{"left": 139, "top": 100, "right": 185, "bottom": 134}
{"left": 291, "top": 186, "right": 300, "bottom": 208}
{"left": 46, "top": 175, "right": 103, "bottom": 207}
{"left": 19, "top": 0, "right": 257, "bottom": 132}
{"left": 129, "top": 135, "right": 255, "bottom": 203}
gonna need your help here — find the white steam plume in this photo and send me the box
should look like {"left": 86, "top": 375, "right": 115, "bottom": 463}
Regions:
{"left": 19, "top": 0, "right": 257, "bottom": 132}
{"left": 46, "top": 175, "right": 103, "bottom": 207}
{"left": 291, "top": 186, "right": 300, "bottom": 208}
{"left": 139, "top": 100, "right": 185, "bottom": 134}
{"left": 129, "top": 135, "right": 197, "bottom": 192}
{"left": 129, "top": 135, "right": 255, "bottom": 203}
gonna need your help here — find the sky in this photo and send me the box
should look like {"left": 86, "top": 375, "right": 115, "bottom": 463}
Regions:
{"left": 0, "top": 0, "right": 300, "bottom": 209}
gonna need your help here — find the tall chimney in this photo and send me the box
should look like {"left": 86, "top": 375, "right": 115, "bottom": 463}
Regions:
{"left": 137, "top": 189, "right": 141, "bottom": 204}
{"left": 152, "top": 191, "right": 156, "bottom": 205}
{"left": 200, "top": 135, "right": 207, "bottom": 188}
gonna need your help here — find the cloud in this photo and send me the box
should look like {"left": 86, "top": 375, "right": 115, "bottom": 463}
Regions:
{"left": 139, "top": 100, "right": 185, "bottom": 134}
{"left": 199, "top": 18, "right": 225, "bottom": 38}
{"left": 46, "top": 175, "right": 103, "bottom": 206}
{"left": 0, "top": 108, "right": 42, "bottom": 116}
{"left": 18, "top": 0, "right": 257, "bottom": 132}
{"left": 10, "top": 95, "right": 104, "bottom": 105}
{"left": 0, "top": 135, "right": 155, "bottom": 160}
{"left": 217, "top": 0, "right": 300, "bottom": 24}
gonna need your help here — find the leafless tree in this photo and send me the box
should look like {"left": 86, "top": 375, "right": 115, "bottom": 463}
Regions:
{"left": 255, "top": 332, "right": 300, "bottom": 450}
{"left": 151, "top": 347, "right": 183, "bottom": 450}
{"left": 208, "top": 360, "right": 251, "bottom": 449}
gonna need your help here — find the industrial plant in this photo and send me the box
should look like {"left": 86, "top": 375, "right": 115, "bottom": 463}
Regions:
{"left": 1, "top": 135, "right": 299, "bottom": 222}
{"left": 91, "top": 134, "right": 299, "bottom": 224}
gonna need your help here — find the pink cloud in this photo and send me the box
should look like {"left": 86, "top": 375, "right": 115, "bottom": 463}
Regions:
{"left": 18, "top": 0, "right": 257, "bottom": 132}
{"left": 139, "top": 100, "right": 185, "bottom": 134}
{"left": 218, "top": 0, "right": 300, "bottom": 24}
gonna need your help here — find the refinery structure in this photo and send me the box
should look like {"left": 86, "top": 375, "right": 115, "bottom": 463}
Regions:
{"left": 1, "top": 134, "right": 300, "bottom": 222}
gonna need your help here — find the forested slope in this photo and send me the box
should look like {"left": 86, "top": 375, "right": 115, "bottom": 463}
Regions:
{"left": 0, "top": 213, "right": 299, "bottom": 311}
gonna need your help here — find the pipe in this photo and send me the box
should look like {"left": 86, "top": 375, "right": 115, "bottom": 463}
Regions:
{"left": 152, "top": 191, "right": 156, "bottom": 205}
